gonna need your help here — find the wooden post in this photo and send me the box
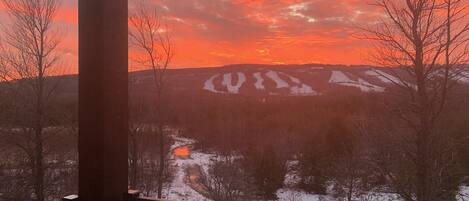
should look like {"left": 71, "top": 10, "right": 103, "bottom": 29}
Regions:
{"left": 78, "top": 0, "right": 128, "bottom": 201}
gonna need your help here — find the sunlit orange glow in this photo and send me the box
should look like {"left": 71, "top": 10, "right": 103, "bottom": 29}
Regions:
{"left": 174, "top": 146, "right": 190, "bottom": 158}
{"left": 1, "top": 0, "right": 385, "bottom": 73}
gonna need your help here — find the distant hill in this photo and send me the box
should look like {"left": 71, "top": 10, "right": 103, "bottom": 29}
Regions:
{"left": 46, "top": 63, "right": 469, "bottom": 97}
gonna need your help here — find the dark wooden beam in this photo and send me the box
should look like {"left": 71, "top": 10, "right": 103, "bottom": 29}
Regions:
{"left": 78, "top": 0, "right": 128, "bottom": 201}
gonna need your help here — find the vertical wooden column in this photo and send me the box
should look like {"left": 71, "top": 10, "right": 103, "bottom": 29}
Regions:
{"left": 78, "top": 0, "right": 128, "bottom": 201}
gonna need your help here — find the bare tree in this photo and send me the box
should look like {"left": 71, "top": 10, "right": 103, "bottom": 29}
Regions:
{"left": 0, "top": 0, "right": 62, "bottom": 201}
{"left": 328, "top": 137, "right": 369, "bottom": 201}
{"left": 203, "top": 157, "right": 246, "bottom": 201}
{"left": 128, "top": 82, "right": 146, "bottom": 189}
{"left": 129, "top": 0, "right": 173, "bottom": 198}
{"left": 361, "top": 0, "right": 469, "bottom": 200}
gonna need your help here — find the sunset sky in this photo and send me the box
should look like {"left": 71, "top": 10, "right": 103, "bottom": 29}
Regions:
{"left": 17, "top": 0, "right": 383, "bottom": 71}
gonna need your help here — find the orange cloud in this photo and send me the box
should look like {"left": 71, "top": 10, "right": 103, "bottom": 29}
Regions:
{"left": 150, "top": 0, "right": 379, "bottom": 68}
{"left": 2, "top": 0, "right": 383, "bottom": 73}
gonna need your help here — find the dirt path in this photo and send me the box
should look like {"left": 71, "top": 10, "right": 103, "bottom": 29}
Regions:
{"left": 170, "top": 136, "right": 213, "bottom": 200}
{"left": 184, "top": 164, "right": 210, "bottom": 197}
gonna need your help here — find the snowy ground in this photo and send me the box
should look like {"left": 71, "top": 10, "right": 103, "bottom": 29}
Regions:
{"left": 203, "top": 72, "right": 247, "bottom": 94}
{"left": 365, "top": 69, "right": 401, "bottom": 84}
{"left": 276, "top": 161, "right": 399, "bottom": 201}
{"left": 203, "top": 74, "right": 220, "bottom": 93}
{"left": 253, "top": 72, "right": 265, "bottom": 90}
{"left": 277, "top": 189, "right": 402, "bottom": 201}
{"left": 277, "top": 160, "right": 469, "bottom": 201}
{"left": 166, "top": 135, "right": 214, "bottom": 201}
{"left": 365, "top": 69, "right": 418, "bottom": 90}
{"left": 279, "top": 72, "right": 319, "bottom": 95}
{"left": 329, "top": 70, "right": 385, "bottom": 92}
{"left": 456, "top": 72, "right": 469, "bottom": 84}
{"left": 221, "top": 73, "right": 246, "bottom": 94}
{"left": 290, "top": 84, "right": 318, "bottom": 96}
{"left": 166, "top": 136, "right": 469, "bottom": 201}
{"left": 458, "top": 186, "right": 469, "bottom": 201}
{"left": 203, "top": 70, "right": 319, "bottom": 95}
{"left": 266, "top": 70, "right": 290, "bottom": 89}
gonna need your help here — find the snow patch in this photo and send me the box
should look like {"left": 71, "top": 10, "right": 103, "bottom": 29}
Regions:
{"left": 329, "top": 71, "right": 385, "bottom": 92}
{"left": 266, "top": 70, "right": 290, "bottom": 88}
{"left": 203, "top": 74, "right": 220, "bottom": 93}
{"left": 456, "top": 72, "right": 469, "bottom": 83}
{"left": 203, "top": 73, "right": 246, "bottom": 94}
{"left": 253, "top": 72, "right": 265, "bottom": 90}
{"left": 170, "top": 135, "right": 196, "bottom": 150}
{"left": 280, "top": 72, "right": 301, "bottom": 84}
{"left": 458, "top": 186, "right": 469, "bottom": 201}
{"left": 365, "top": 69, "right": 402, "bottom": 84}
{"left": 279, "top": 72, "right": 320, "bottom": 95}
{"left": 221, "top": 73, "right": 246, "bottom": 94}
{"left": 277, "top": 189, "right": 330, "bottom": 201}
{"left": 290, "top": 84, "right": 319, "bottom": 96}
{"left": 277, "top": 160, "right": 332, "bottom": 201}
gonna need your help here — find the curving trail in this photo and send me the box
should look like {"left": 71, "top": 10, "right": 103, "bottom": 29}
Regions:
{"left": 167, "top": 136, "right": 213, "bottom": 201}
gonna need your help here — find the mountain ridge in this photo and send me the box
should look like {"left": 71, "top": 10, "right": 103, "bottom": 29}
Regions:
{"left": 10, "top": 63, "right": 469, "bottom": 97}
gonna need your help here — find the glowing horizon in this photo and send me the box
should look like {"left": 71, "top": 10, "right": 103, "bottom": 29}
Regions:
{"left": 3, "top": 0, "right": 383, "bottom": 73}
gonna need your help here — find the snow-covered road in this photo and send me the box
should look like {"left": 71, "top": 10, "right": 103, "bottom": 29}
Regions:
{"left": 166, "top": 136, "right": 214, "bottom": 201}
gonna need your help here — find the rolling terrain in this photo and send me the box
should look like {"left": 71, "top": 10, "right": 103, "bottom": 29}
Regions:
{"left": 49, "top": 63, "right": 469, "bottom": 97}
{"left": 132, "top": 63, "right": 469, "bottom": 96}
